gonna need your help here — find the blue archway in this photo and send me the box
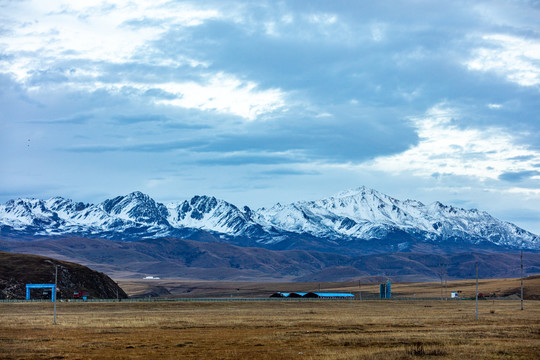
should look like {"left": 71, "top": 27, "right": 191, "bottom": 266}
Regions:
{"left": 26, "top": 284, "right": 56, "bottom": 301}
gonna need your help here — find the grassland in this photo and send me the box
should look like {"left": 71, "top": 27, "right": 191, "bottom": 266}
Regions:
{"left": 1, "top": 299, "right": 539, "bottom": 359}
{"left": 119, "top": 275, "right": 540, "bottom": 299}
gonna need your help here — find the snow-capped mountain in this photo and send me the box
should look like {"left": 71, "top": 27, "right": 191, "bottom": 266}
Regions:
{"left": 0, "top": 192, "right": 172, "bottom": 239}
{"left": 166, "top": 195, "right": 266, "bottom": 237}
{"left": 1, "top": 187, "right": 538, "bottom": 251}
{"left": 254, "top": 187, "right": 537, "bottom": 249}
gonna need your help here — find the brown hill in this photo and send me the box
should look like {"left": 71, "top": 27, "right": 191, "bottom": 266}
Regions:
{"left": 0, "top": 251, "right": 128, "bottom": 300}
{"left": 1, "top": 237, "right": 539, "bottom": 282}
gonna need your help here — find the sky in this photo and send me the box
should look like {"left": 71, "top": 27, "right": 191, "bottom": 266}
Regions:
{"left": 1, "top": 0, "right": 540, "bottom": 234}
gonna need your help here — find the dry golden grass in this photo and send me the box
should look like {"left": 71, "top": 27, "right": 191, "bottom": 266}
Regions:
{"left": 118, "top": 276, "right": 540, "bottom": 300}
{"left": 1, "top": 300, "right": 539, "bottom": 359}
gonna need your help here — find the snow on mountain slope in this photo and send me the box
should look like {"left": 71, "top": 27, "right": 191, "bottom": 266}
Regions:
{"left": 254, "top": 187, "right": 428, "bottom": 239}
{"left": 1, "top": 187, "right": 538, "bottom": 250}
{"left": 254, "top": 187, "right": 539, "bottom": 248}
{"left": 0, "top": 198, "right": 61, "bottom": 229}
{"left": 0, "top": 192, "right": 171, "bottom": 237}
{"left": 167, "top": 195, "right": 262, "bottom": 236}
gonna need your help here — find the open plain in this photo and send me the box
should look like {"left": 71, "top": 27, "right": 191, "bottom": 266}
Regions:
{"left": 1, "top": 299, "right": 539, "bottom": 359}
{"left": 118, "top": 275, "right": 540, "bottom": 299}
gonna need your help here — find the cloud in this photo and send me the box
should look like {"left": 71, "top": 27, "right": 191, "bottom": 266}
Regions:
{"left": 366, "top": 104, "right": 540, "bottom": 180}
{"left": 466, "top": 34, "right": 540, "bottom": 87}
{"left": 28, "top": 114, "right": 92, "bottom": 125}
{"left": 1, "top": 6, "right": 288, "bottom": 121}
{"left": 154, "top": 73, "right": 286, "bottom": 121}
{"left": 260, "top": 168, "right": 320, "bottom": 176}
{"left": 196, "top": 152, "right": 299, "bottom": 166}
{"left": 499, "top": 170, "right": 540, "bottom": 182}
{"left": 0, "top": 0, "right": 290, "bottom": 121}
{"left": 0, "top": 0, "right": 222, "bottom": 83}
{"left": 112, "top": 114, "right": 169, "bottom": 124}
{"left": 63, "top": 140, "right": 201, "bottom": 153}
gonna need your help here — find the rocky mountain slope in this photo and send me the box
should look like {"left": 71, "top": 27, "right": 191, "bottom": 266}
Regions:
{"left": 1, "top": 187, "right": 538, "bottom": 253}
{"left": 0, "top": 251, "right": 128, "bottom": 299}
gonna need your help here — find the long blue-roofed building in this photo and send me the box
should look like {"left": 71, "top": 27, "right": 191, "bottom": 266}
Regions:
{"left": 270, "top": 292, "right": 354, "bottom": 299}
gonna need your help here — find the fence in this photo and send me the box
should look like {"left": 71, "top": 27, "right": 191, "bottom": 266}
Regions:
{"left": 0, "top": 296, "right": 468, "bottom": 303}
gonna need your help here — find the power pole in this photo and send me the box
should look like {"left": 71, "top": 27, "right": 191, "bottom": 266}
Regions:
{"left": 521, "top": 249, "right": 524, "bottom": 311}
{"left": 444, "top": 259, "right": 448, "bottom": 301}
{"left": 439, "top": 260, "right": 444, "bottom": 300}
{"left": 358, "top": 280, "right": 362, "bottom": 301}
{"left": 475, "top": 262, "right": 478, "bottom": 321}
{"left": 53, "top": 265, "right": 57, "bottom": 325}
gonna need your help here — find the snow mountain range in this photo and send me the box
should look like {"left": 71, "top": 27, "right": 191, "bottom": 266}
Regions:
{"left": 1, "top": 187, "right": 538, "bottom": 253}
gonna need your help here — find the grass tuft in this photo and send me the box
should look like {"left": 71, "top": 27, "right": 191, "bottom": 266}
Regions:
{"left": 405, "top": 342, "right": 447, "bottom": 357}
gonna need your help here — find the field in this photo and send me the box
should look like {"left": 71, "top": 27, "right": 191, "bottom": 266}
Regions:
{"left": 118, "top": 276, "right": 540, "bottom": 299}
{"left": 1, "top": 299, "right": 539, "bottom": 359}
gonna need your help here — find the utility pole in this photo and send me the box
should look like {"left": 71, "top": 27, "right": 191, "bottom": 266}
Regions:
{"left": 521, "top": 249, "right": 524, "bottom": 311}
{"left": 358, "top": 280, "right": 362, "bottom": 301}
{"left": 475, "top": 262, "right": 478, "bottom": 321}
{"left": 53, "top": 265, "right": 57, "bottom": 325}
{"left": 439, "top": 260, "right": 445, "bottom": 300}
{"left": 444, "top": 259, "right": 448, "bottom": 301}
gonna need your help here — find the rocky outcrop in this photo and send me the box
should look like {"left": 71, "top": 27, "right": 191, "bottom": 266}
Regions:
{"left": 0, "top": 251, "right": 128, "bottom": 300}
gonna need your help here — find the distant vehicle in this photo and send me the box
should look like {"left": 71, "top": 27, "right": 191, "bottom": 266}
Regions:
{"left": 73, "top": 291, "right": 88, "bottom": 299}
{"left": 143, "top": 276, "right": 160, "bottom": 279}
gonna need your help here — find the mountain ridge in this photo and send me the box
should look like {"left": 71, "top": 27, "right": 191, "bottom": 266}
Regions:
{"left": 1, "top": 237, "right": 538, "bottom": 281}
{"left": 1, "top": 187, "right": 538, "bottom": 253}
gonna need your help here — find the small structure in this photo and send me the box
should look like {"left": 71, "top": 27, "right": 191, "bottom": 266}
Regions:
{"left": 451, "top": 291, "right": 461, "bottom": 299}
{"left": 73, "top": 291, "right": 88, "bottom": 300}
{"left": 26, "top": 284, "right": 56, "bottom": 302}
{"left": 270, "top": 292, "right": 289, "bottom": 298}
{"left": 288, "top": 292, "right": 307, "bottom": 298}
{"left": 379, "top": 281, "right": 391, "bottom": 299}
{"left": 270, "top": 292, "right": 307, "bottom": 298}
{"left": 304, "top": 292, "right": 355, "bottom": 299}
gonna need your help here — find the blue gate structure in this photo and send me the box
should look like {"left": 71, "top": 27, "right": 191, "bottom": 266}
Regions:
{"left": 26, "top": 284, "right": 56, "bottom": 301}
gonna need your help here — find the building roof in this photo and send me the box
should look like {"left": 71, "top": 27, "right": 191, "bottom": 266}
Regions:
{"left": 305, "top": 292, "right": 355, "bottom": 298}
{"left": 270, "top": 292, "right": 354, "bottom": 298}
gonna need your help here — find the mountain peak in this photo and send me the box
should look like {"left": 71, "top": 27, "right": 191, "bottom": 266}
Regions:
{"left": 333, "top": 186, "right": 371, "bottom": 198}
{"left": 1, "top": 188, "right": 539, "bottom": 250}
{"left": 126, "top": 191, "right": 152, "bottom": 200}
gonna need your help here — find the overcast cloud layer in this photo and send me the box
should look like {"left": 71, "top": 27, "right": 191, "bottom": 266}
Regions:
{"left": 1, "top": 0, "right": 540, "bottom": 234}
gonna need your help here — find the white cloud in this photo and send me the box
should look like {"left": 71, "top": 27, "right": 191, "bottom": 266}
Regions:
{"left": 63, "top": 72, "right": 286, "bottom": 121}
{"left": 0, "top": 0, "right": 221, "bottom": 82}
{"left": 466, "top": 34, "right": 540, "bottom": 87}
{"left": 0, "top": 1, "right": 285, "bottom": 121}
{"left": 365, "top": 104, "right": 540, "bottom": 180}
{"left": 504, "top": 187, "right": 540, "bottom": 197}
{"left": 155, "top": 73, "right": 286, "bottom": 121}
{"left": 487, "top": 103, "right": 502, "bottom": 109}
{"left": 370, "top": 22, "right": 386, "bottom": 42}
{"left": 307, "top": 13, "right": 337, "bottom": 25}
